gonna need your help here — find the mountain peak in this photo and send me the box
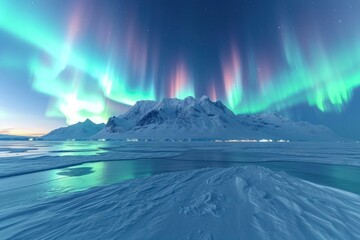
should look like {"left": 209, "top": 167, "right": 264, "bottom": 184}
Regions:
{"left": 42, "top": 119, "right": 105, "bottom": 140}
{"left": 83, "top": 119, "right": 94, "bottom": 124}
{"left": 95, "top": 96, "right": 248, "bottom": 139}
{"left": 199, "top": 95, "right": 210, "bottom": 102}
{"left": 36, "top": 95, "right": 337, "bottom": 141}
{"left": 185, "top": 96, "right": 195, "bottom": 101}
{"left": 41, "top": 96, "right": 340, "bottom": 141}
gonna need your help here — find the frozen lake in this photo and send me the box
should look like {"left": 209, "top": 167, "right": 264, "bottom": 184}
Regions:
{"left": 1, "top": 141, "right": 360, "bottom": 209}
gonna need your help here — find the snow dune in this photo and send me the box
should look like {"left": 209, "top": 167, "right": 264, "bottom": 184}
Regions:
{"left": 1, "top": 166, "right": 359, "bottom": 239}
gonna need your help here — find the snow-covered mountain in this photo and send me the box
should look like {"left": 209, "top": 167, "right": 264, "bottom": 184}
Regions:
{"left": 93, "top": 96, "right": 250, "bottom": 139}
{"left": 42, "top": 119, "right": 105, "bottom": 140}
{"left": 237, "top": 113, "right": 339, "bottom": 141}
{"left": 0, "top": 134, "right": 30, "bottom": 140}
{"left": 93, "top": 96, "right": 339, "bottom": 141}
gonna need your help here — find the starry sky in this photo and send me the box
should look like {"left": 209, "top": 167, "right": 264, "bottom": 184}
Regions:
{"left": 0, "top": 0, "right": 360, "bottom": 139}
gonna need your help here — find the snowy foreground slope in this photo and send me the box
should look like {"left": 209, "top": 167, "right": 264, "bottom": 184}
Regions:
{"left": 1, "top": 166, "right": 359, "bottom": 239}
{"left": 93, "top": 96, "right": 338, "bottom": 141}
{"left": 42, "top": 119, "right": 105, "bottom": 140}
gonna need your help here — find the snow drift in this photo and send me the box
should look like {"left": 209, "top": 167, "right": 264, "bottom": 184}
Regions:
{"left": 1, "top": 166, "right": 359, "bottom": 239}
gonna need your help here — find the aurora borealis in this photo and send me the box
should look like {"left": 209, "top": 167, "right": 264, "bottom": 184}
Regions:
{"left": 0, "top": 0, "right": 360, "bottom": 137}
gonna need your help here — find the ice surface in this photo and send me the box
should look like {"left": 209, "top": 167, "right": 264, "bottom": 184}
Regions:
{"left": 1, "top": 141, "right": 360, "bottom": 239}
{"left": 1, "top": 166, "right": 360, "bottom": 239}
{"left": 0, "top": 141, "right": 360, "bottom": 179}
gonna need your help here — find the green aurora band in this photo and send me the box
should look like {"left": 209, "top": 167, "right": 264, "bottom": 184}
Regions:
{"left": 0, "top": 1, "right": 156, "bottom": 124}
{"left": 232, "top": 29, "right": 360, "bottom": 114}
{"left": 1, "top": 1, "right": 360, "bottom": 124}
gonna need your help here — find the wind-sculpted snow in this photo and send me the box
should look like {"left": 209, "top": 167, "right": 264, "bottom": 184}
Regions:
{"left": 1, "top": 166, "right": 360, "bottom": 239}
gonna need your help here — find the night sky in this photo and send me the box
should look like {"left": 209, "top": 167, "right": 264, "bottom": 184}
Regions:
{"left": 0, "top": 0, "right": 359, "bottom": 139}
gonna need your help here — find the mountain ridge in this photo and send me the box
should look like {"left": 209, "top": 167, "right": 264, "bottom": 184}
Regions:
{"left": 42, "top": 119, "right": 105, "bottom": 140}
{"left": 40, "top": 96, "right": 340, "bottom": 141}
{"left": 91, "top": 96, "right": 339, "bottom": 141}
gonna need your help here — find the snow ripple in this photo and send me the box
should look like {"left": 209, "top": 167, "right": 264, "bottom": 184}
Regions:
{"left": 1, "top": 166, "right": 360, "bottom": 239}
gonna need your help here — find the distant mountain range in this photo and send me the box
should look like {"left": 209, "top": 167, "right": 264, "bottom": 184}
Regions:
{"left": 0, "top": 134, "right": 30, "bottom": 140}
{"left": 42, "top": 119, "right": 105, "bottom": 140}
{"left": 41, "top": 96, "right": 339, "bottom": 141}
{"left": 237, "top": 113, "right": 338, "bottom": 141}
